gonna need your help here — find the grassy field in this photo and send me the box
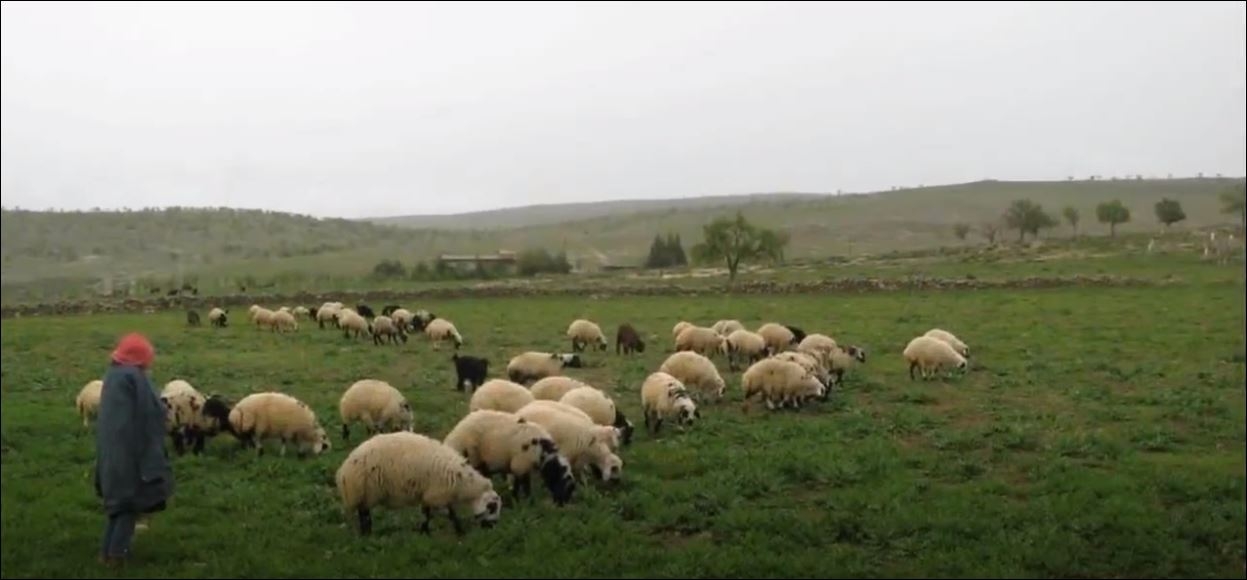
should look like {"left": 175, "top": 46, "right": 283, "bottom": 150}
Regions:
{"left": 2, "top": 268, "right": 1245, "bottom": 577}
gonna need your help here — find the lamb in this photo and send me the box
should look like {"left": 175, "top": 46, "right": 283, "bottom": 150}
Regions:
{"left": 337, "top": 310, "right": 370, "bottom": 339}
{"left": 356, "top": 304, "right": 376, "bottom": 318}
{"left": 675, "top": 326, "right": 726, "bottom": 357}
{"left": 757, "top": 322, "right": 798, "bottom": 355}
{"left": 515, "top": 402, "right": 624, "bottom": 483}
{"left": 335, "top": 432, "right": 503, "bottom": 537}
{"left": 442, "top": 410, "right": 576, "bottom": 505}
{"left": 76, "top": 379, "right": 103, "bottom": 427}
{"left": 903, "top": 336, "right": 967, "bottom": 380}
{"left": 530, "top": 376, "right": 592, "bottom": 401}
{"left": 270, "top": 309, "right": 299, "bottom": 333}
{"left": 923, "top": 328, "right": 969, "bottom": 358}
{"left": 639, "top": 372, "right": 700, "bottom": 435}
{"left": 658, "top": 351, "right": 727, "bottom": 402}
{"left": 424, "top": 318, "right": 463, "bottom": 350}
{"left": 339, "top": 379, "right": 414, "bottom": 441}
{"left": 615, "top": 323, "right": 645, "bottom": 355}
{"left": 451, "top": 354, "right": 489, "bottom": 392}
{"left": 370, "top": 315, "right": 407, "bottom": 345}
{"left": 469, "top": 379, "right": 537, "bottom": 413}
{"left": 724, "top": 329, "right": 768, "bottom": 371}
{"left": 566, "top": 319, "right": 609, "bottom": 352}
{"left": 741, "top": 358, "right": 825, "bottom": 410}
{"left": 161, "top": 379, "right": 233, "bottom": 455}
{"left": 186, "top": 310, "right": 201, "bottom": 326}
{"left": 559, "top": 386, "right": 634, "bottom": 446}
{"left": 712, "top": 319, "right": 745, "bottom": 336}
{"left": 506, "top": 351, "right": 583, "bottom": 385}
{"left": 208, "top": 307, "right": 228, "bottom": 327}
{"left": 227, "top": 392, "right": 331, "bottom": 457}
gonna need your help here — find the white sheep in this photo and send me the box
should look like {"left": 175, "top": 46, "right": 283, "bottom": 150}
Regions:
{"left": 658, "top": 351, "right": 727, "bottom": 402}
{"left": 442, "top": 409, "right": 576, "bottom": 505}
{"left": 317, "top": 303, "right": 343, "bottom": 329}
{"left": 335, "top": 432, "right": 503, "bottom": 537}
{"left": 724, "top": 329, "right": 768, "bottom": 371}
{"left": 560, "top": 386, "right": 634, "bottom": 446}
{"left": 339, "top": 379, "right": 414, "bottom": 442}
{"left": 161, "top": 379, "right": 232, "bottom": 455}
{"left": 529, "top": 376, "right": 591, "bottom": 401}
{"left": 76, "top": 379, "right": 103, "bottom": 427}
{"left": 208, "top": 307, "right": 228, "bottom": 327}
{"left": 770, "top": 351, "right": 830, "bottom": 388}
{"left": 671, "top": 321, "right": 695, "bottom": 342}
{"left": 757, "top": 322, "right": 798, "bottom": 355}
{"left": 712, "top": 319, "right": 745, "bottom": 336}
{"left": 825, "top": 344, "right": 868, "bottom": 389}
{"left": 506, "top": 351, "right": 584, "bottom": 385}
{"left": 515, "top": 401, "right": 623, "bottom": 483}
{"left": 796, "top": 334, "right": 837, "bottom": 368}
{"left": 252, "top": 307, "right": 276, "bottom": 330}
{"left": 639, "top": 372, "right": 699, "bottom": 435}
{"left": 425, "top": 318, "right": 463, "bottom": 350}
{"left": 270, "top": 309, "right": 299, "bottom": 333}
{"left": 923, "top": 328, "right": 969, "bottom": 358}
{"left": 292, "top": 306, "right": 310, "bottom": 319}
{"left": 675, "top": 326, "right": 726, "bottom": 357}
{"left": 741, "top": 358, "right": 825, "bottom": 410}
{"left": 390, "top": 308, "right": 415, "bottom": 331}
{"left": 337, "top": 310, "right": 369, "bottom": 339}
{"left": 370, "top": 315, "right": 407, "bottom": 345}
{"left": 469, "top": 379, "right": 537, "bottom": 413}
{"left": 566, "top": 319, "right": 609, "bottom": 352}
{"left": 903, "top": 336, "right": 967, "bottom": 380}
{"left": 228, "top": 392, "right": 330, "bottom": 457}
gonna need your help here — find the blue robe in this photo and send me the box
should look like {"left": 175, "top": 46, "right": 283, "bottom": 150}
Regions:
{"left": 93, "top": 363, "right": 174, "bottom": 516}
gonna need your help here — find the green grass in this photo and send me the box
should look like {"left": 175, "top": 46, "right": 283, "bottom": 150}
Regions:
{"left": 2, "top": 279, "right": 1245, "bottom": 577}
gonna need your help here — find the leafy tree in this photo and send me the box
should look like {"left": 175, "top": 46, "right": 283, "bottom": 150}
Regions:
{"left": 1153, "top": 198, "right": 1186, "bottom": 230}
{"left": 517, "top": 248, "right": 572, "bottom": 276}
{"left": 690, "top": 211, "right": 789, "bottom": 283}
{"left": 1003, "top": 199, "right": 1058, "bottom": 242}
{"left": 1221, "top": 183, "right": 1245, "bottom": 229}
{"left": 1096, "top": 199, "right": 1131, "bottom": 237}
{"left": 1062, "top": 206, "right": 1080, "bottom": 236}
{"left": 371, "top": 259, "right": 407, "bottom": 279}
{"left": 953, "top": 223, "right": 970, "bottom": 240}
{"left": 666, "top": 233, "right": 688, "bottom": 266}
{"left": 645, "top": 233, "right": 688, "bottom": 268}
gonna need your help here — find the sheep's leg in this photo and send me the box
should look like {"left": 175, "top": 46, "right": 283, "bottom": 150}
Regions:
{"left": 171, "top": 431, "right": 186, "bottom": 456}
{"left": 512, "top": 473, "right": 530, "bottom": 501}
{"left": 341, "top": 423, "right": 350, "bottom": 441}
{"left": 446, "top": 507, "right": 465, "bottom": 536}
{"left": 192, "top": 429, "right": 206, "bottom": 455}
{"left": 419, "top": 506, "right": 434, "bottom": 535}
{"left": 357, "top": 508, "right": 372, "bottom": 536}
{"left": 279, "top": 437, "right": 288, "bottom": 456}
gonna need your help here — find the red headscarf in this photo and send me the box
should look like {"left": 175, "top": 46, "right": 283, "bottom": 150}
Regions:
{"left": 111, "top": 332, "right": 155, "bottom": 368}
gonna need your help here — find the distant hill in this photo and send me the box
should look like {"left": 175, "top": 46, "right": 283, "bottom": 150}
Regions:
{"left": 2, "top": 177, "right": 1242, "bottom": 303}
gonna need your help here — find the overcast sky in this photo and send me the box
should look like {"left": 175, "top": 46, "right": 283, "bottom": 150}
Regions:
{"left": 2, "top": 1, "right": 1244, "bottom": 219}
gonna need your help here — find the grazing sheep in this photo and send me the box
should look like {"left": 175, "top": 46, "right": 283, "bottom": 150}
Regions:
{"left": 784, "top": 325, "right": 807, "bottom": 343}
{"left": 252, "top": 307, "right": 276, "bottom": 330}
{"left": 903, "top": 336, "right": 967, "bottom": 380}
{"left": 724, "top": 329, "right": 768, "bottom": 371}
{"left": 317, "top": 303, "right": 343, "bottom": 329}
{"left": 560, "top": 386, "right": 634, "bottom": 446}
{"left": 757, "top": 323, "right": 798, "bottom": 355}
{"left": 796, "top": 333, "right": 838, "bottom": 369}
{"left": 826, "top": 344, "right": 868, "bottom": 389}
{"left": 451, "top": 354, "right": 489, "bottom": 392}
{"left": 370, "top": 315, "right": 407, "bottom": 345}
{"left": 338, "top": 310, "right": 370, "bottom": 339}
{"left": 228, "top": 392, "right": 331, "bottom": 457}
{"left": 506, "top": 352, "right": 583, "bottom": 385}
{"left": 270, "top": 310, "right": 299, "bottom": 333}
{"left": 567, "top": 319, "right": 609, "bottom": 352}
{"left": 923, "top": 328, "right": 969, "bottom": 358}
{"left": 208, "top": 307, "right": 228, "bottom": 328}
{"left": 659, "top": 351, "right": 727, "bottom": 402}
{"left": 391, "top": 308, "right": 415, "bottom": 332}
{"left": 339, "top": 379, "right": 414, "bottom": 441}
{"left": 615, "top": 323, "right": 646, "bottom": 355}
{"left": 671, "top": 321, "right": 695, "bottom": 342}
{"left": 76, "top": 379, "right": 104, "bottom": 427}
{"left": 412, "top": 309, "right": 437, "bottom": 332}
{"left": 712, "top": 319, "right": 745, "bottom": 336}
{"left": 186, "top": 310, "right": 201, "bottom": 326}
{"left": 161, "top": 380, "right": 232, "bottom": 455}
{"left": 335, "top": 432, "right": 502, "bottom": 537}
{"left": 442, "top": 410, "right": 576, "bottom": 505}
{"left": 530, "top": 376, "right": 592, "bottom": 402}
{"left": 293, "top": 306, "right": 311, "bottom": 319}
{"left": 425, "top": 318, "right": 463, "bottom": 350}
{"left": 469, "top": 379, "right": 537, "bottom": 413}
{"left": 515, "top": 402, "right": 624, "bottom": 483}
{"left": 770, "top": 351, "right": 830, "bottom": 389}
{"left": 356, "top": 304, "right": 376, "bottom": 318}
{"left": 640, "top": 372, "right": 700, "bottom": 435}
{"left": 675, "top": 326, "right": 726, "bottom": 357}
{"left": 741, "top": 358, "right": 824, "bottom": 410}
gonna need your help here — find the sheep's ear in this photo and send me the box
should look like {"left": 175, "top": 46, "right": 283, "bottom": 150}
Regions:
{"left": 517, "top": 417, "right": 527, "bottom": 424}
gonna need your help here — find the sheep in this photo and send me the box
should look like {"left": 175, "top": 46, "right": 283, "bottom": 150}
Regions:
{"left": 381, "top": 305, "right": 401, "bottom": 316}
{"left": 712, "top": 319, "right": 745, "bottom": 336}
{"left": 339, "top": 379, "right": 414, "bottom": 441}
{"left": 757, "top": 323, "right": 798, "bottom": 355}
{"left": 356, "top": 304, "right": 376, "bottom": 318}
{"left": 227, "top": 392, "right": 331, "bottom": 458}
{"left": 566, "top": 319, "right": 609, "bottom": 352}
{"left": 797, "top": 333, "right": 838, "bottom": 369}
{"left": 671, "top": 321, "right": 695, "bottom": 342}
{"left": 560, "top": 386, "right": 634, "bottom": 446}
{"left": 292, "top": 306, "right": 310, "bottom": 319}
{"left": 270, "top": 310, "right": 299, "bottom": 333}
{"left": 516, "top": 402, "right": 624, "bottom": 483}
{"left": 675, "top": 326, "right": 726, "bottom": 357}
{"left": 411, "top": 309, "right": 437, "bottom": 332}
{"left": 370, "top": 315, "right": 407, "bottom": 345}
{"left": 506, "top": 351, "right": 583, "bottom": 385}
{"left": 825, "top": 344, "right": 868, "bottom": 389}
{"left": 658, "top": 351, "right": 727, "bottom": 402}
{"left": 615, "top": 323, "right": 645, "bottom": 355}
{"left": 530, "top": 376, "right": 592, "bottom": 401}
{"left": 425, "top": 318, "right": 463, "bottom": 350}
{"left": 770, "top": 351, "right": 830, "bottom": 389}
{"left": 903, "top": 336, "right": 967, "bottom": 380}
{"left": 741, "top": 358, "right": 825, "bottom": 410}
{"left": 252, "top": 307, "right": 276, "bottom": 330}
{"left": 186, "top": 310, "right": 201, "bottom": 326}
{"left": 724, "top": 329, "right": 768, "bottom": 371}
{"left": 338, "top": 310, "right": 370, "bottom": 339}
{"left": 335, "top": 432, "right": 503, "bottom": 537}
{"left": 76, "top": 379, "right": 103, "bottom": 427}
{"left": 317, "top": 303, "right": 343, "bottom": 329}
{"left": 208, "top": 307, "right": 228, "bottom": 328}
{"left": 451, "top": 354, "right": 489, "bottom": 392}
{"left": 923, "top": 328, "right": 969, "bottom": 358}
{"left": 784, "top": 325, "right": 808, "bottom": 343}
{"left": 442, "top": 410, "right": 576, "bottom": 505}
{"left": 640, "top": 372, "right": 700, "bottom": 435}
{"left": 469, "top": 379, "right": 536, "bottom": 413}
{"left": 161, "top": 379, "right": 233, "bottom": 455}
{"left": 391, "top": 308, "right": 415, "bottom": 332}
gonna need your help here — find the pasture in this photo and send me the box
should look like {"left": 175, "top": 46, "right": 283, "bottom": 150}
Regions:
{"left": 2, "top": 282, "right": 1245, "bottom": 577}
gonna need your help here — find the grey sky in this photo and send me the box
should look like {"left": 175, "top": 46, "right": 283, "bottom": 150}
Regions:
{"left": 2, "top": 1, "right": 1244, "bottom": 219}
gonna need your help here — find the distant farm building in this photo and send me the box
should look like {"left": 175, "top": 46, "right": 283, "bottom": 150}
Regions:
{"left": 436, "top": 251, "right": 518, "bottom": 274}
